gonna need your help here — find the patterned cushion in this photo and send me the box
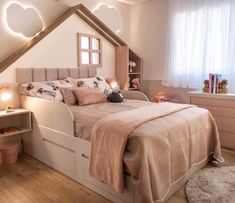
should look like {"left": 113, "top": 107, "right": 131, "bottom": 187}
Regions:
{"left": 20, "top": 80, "right": 73, "bottom": 101}
{"left": 73, "top": 87, "right": 107, "bottom": 106}
{"left": 67, "top": 77, "right": 112, "bottom": 96}
{"left": 60, "top": 87, "right": 77, "bottom": 105}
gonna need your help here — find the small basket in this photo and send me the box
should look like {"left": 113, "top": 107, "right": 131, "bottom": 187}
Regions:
{"left": 0, "top": 142, "right": 19, "bottom": 165}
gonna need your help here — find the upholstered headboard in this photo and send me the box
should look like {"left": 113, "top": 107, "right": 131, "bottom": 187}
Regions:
{"left": 16, "top": 67, "right": 97, "bottom": 84}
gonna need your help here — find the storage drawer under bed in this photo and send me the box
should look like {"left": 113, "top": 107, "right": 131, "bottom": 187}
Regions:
{"left": 77, "top": 139, "right": 134, "bottom": 203}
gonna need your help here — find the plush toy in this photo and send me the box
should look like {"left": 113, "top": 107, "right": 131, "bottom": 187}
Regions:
{"left": 107, "top": 92, "right": 123, "bottom": 103}
{"left": 153, "top": 91, "right": 168, "bottom": 103}
{"left": 131, "top": 78, "right": 141, "bottom": 89}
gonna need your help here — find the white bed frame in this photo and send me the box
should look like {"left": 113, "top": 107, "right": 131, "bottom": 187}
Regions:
{"left": 17, "top": 68, "right": 208, "bottom": 203}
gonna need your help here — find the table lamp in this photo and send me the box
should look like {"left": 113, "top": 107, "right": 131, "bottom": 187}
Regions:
{"left": 0, "top": 86, "right": 14, "bottom": 112}
{"left": 107, "top": 78, "right": 120, "bottom": 92}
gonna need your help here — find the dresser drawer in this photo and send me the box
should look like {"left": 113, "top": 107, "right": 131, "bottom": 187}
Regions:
{"left": 196, "top": 105, "right": 235, "bottom": 118}
{"left": 190, "top": 97, "right": 235, "bottom": 108}
{"left": 214, "top": 116, "right": 235, "bottom": 133}
{"left": 219, "top": 131, "right": 235, "bottom": 149}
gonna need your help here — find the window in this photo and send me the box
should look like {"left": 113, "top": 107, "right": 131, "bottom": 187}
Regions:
{"left": 163, "top": 0, "right": 235, "bottom": 92}
{"left": 77, "top": 33, "right": 102, "bottom": 67}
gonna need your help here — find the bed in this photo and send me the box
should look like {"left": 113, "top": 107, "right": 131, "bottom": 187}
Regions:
{"left": 16, "top": 68, "right": 223, "bottom": 203}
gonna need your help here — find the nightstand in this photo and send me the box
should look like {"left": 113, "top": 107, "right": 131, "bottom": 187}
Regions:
{"left": 188, "top": 91, "right": 235, "bottom": 150}
{"left": 0, "top": 109, "right": 32, "bottom": 138}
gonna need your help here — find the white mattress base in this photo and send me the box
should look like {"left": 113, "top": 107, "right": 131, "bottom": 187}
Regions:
{"left": 21, "top": 96, "right": 208, "bottom": 203}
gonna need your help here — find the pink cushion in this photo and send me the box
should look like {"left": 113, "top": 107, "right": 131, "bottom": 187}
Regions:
{"left": 73, "top": 88, "right": 107, "bottom": 106}
{"left": 60, "top": 87, "right": 77, "bottom": 105}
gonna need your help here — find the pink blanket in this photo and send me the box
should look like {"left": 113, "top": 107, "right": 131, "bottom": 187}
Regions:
{"left": 89, "top": 102, "right": 222, "bottom": 202}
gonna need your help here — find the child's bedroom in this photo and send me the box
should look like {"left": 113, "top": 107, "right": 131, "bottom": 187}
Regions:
{"left": 0, "top": 0, "right": 234, "bottom": 203}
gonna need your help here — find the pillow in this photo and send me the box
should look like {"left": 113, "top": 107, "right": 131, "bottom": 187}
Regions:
{"left": 67, "top": 77, "right": 112, "bottom": 96}
{"left": 73, "top": 88, "right": 107, "bottom": 106}
{"left": 20, "top": 80, "right": 73, "bottom": 101}
{"left": 60, "top": 87, "right": 77, "bottom": 105}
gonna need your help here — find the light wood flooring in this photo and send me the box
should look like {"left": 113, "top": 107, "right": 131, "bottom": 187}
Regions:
{"left": 0, "top": 149, "right": 234, "bottom": 203}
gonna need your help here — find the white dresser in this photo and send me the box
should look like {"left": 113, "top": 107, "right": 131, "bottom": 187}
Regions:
{"left": 188, "top": 91, "right": 235, "bottom": 150}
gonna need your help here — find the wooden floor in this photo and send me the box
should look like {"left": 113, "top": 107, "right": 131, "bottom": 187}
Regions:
{"left": 0, "top": 149, "right": 234, "bottom": 203}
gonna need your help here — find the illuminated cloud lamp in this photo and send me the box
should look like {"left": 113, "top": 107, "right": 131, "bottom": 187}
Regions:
{"left": 92, "top": 4, "right": 122, "bottom": 34}
{"left": 4, "top": 2, "right": 44, "bottom": 40}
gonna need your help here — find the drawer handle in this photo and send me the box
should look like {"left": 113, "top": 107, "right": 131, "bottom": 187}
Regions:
{"left": 81, "top": 154, "right": 89, "bottom": 159}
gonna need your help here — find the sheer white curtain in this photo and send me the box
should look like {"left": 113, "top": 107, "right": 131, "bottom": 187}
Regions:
{"left": 163, "top": 0, "right": 235, "bottom": 92}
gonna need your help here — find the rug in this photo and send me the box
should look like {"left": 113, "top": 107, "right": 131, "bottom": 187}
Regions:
{"left": 185, "top": 166, "right": 235, "bottom": 203}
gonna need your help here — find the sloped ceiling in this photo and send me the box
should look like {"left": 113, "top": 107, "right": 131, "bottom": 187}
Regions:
{"left": 115, "top": 0, "right": 151, "bottom": 5}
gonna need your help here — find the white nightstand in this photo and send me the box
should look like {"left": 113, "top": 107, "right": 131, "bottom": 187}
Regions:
{"left": 188, "top": 90, "right": 235, "bottom": 150}
{"left": 0, "top": 109, "right": 32, "bottom": 138}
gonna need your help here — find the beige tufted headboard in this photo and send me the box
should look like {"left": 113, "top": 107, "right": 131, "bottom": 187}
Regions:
{"left": 16, "top": 67, "right": 97, "bottom": 84}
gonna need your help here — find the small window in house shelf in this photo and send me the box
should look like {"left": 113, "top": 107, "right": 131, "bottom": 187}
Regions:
{"left": 77, "top": 33, "right": 102, "bottom": 67}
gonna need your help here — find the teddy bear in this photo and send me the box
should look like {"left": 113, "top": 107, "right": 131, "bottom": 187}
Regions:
{"left": 131, "top": 78, "right": 141, "bottom": 89}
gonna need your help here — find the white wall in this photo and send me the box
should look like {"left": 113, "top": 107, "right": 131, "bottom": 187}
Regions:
{"left": 0, "top": 14, "right": 115, "bottom": 82}
{"left": 0, "top": 0, "right": 67, "bottom": 62}
{"left": 0, "top": 0, "right": 131, "bottom": 62}
{"left": 130, "top": 0, "right": 169, "bottom": 80}
{"left": 130, "top": 0, "right": 195, "bottom": 102}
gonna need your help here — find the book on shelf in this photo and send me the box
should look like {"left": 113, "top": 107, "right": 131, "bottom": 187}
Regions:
{"left": 208, "top": 73, "right": 222, "bottom": 94}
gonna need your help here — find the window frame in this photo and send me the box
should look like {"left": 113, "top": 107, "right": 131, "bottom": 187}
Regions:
{"left": 77, "top": 33, "right": 102, "bottom": 67}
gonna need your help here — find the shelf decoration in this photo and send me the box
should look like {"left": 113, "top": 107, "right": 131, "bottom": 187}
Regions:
{"left": 129, "top": 61, "right": 136, "bottom": 73}
{"left": 0, "top": 127, "right": 20, "bottom": 134}
{"left": 131, "top": 78, "right": 141, "bottom": 89}
{"left": 152, "top": 91, "right": 169, "bottom": 103}
{"left": 6, "top": 105, "right": 15, "bottom": 113}
{"left": 203, "top": 73, "right": 228, "bottom": 94}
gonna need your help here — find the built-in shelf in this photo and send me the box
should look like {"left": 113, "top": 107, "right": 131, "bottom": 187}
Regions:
{"left": 128, "top": 72, "right": 141, "bottom": 75}
{"left": 115, "top": 47, "right": 142, "bottom": 91}
{"left": 0, "top": 109, "right": 31, "bottom": 138}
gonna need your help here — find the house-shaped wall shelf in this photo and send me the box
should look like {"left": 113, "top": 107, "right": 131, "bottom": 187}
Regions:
{"left": 0, "top": 4, "right": 142, "bottom": 90}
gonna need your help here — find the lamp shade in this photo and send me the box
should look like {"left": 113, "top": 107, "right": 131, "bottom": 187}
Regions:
{"left": 106, "top": 78, "right": 120, "bottom": 91}
{"left": 1, "top": 91, "right": 12, "bottom": 101}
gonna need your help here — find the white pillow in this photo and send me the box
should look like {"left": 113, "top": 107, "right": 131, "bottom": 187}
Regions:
{"left": 67, "top": 76, "right": 112, "bottom": 96}
{"left": 20, "top": 80, "right": 73, "bottom": 101}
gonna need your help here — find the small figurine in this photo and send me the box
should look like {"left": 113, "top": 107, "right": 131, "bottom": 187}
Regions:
{"left": 153, "top": 91, "right": 168, "bottom": 103}
{"left": 6, "top": 105, "right": 15, "bottom": 113}
{"left": 131, "top": 78, "right": 141, "bottom": 89}
{"left": 129, "top": 61, "right": 136, "bottom": 73}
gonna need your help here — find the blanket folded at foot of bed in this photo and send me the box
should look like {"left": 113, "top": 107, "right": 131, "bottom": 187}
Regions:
{"left": 89, "top": 102, "right": 222, "bottom": 202}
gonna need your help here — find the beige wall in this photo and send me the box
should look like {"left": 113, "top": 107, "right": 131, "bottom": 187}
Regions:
{"left": 0, "top": 0, "right": 195, "bottom": 102}
{"left": 0, "top": 0, "right": 131, "bottom": 62}
{"left": 130, "top": 0, "right": 168, "bottom": 80}
{"left": 0, "top": 14, "right": 115, "bottom": 82}
{"left": 130, "top": 0, "right": 196, "bottom": 102}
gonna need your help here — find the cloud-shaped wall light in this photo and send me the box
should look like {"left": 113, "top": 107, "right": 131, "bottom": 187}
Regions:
{"left": 93, "top": 4, "right": 122, "bottom": 33}
{"left": 5, "top": 2, "right": 44, "bottom": 39}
